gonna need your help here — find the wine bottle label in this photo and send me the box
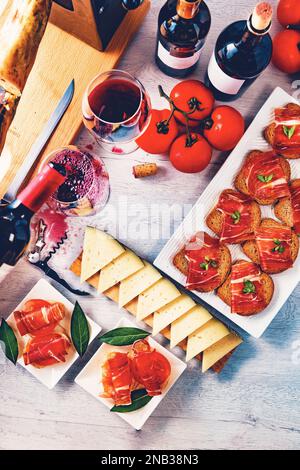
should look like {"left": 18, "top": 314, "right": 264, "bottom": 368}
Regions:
{"left": 157, "top": 41, "right": 201, "bottom": 70}
{"left": 207, "top": 52, "right": 245, "bottom": 95}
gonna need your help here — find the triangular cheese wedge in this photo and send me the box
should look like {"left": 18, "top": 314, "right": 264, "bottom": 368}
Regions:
{"left": 152, "top": 294, "right": 195, "bottom": 336}
{"left": 186, "top": 318, "right": 230, "bottom": 362}
{"left": 137, "top": 279, "right": 181, "bottom": 321}
{"left": 202, "top": 333, "right": 243, "bottom": 372}
{"left": 118, "top": 262, "right": 162, "bottom": 307}
{"left": 170, "top": 305, "right": 212, "bottom": 348}
{"left": 97, "top": 250, "right": 144, "bottom": 293}
{"left": 80, "top": 227, "right": 125, "bottom": 283}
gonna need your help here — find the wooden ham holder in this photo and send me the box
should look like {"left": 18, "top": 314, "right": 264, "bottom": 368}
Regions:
{"left": 0, "top": 0, "right": 150, "bottom": 195}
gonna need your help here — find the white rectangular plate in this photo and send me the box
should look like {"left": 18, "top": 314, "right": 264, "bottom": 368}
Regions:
{"left": 6, "top": 279, "right": 102, "bottom": 389}
{"left": 154, "top": 87, "right": 300, "bottom": 338}
{"left": 75, "top": 317, "right": 186, "bottom": 430}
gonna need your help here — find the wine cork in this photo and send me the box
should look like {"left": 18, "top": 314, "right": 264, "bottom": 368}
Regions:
{"left": 176, "top": 0, "right": 201, "bottom": 20}
{"left": 251, "top": 2, "right": 272, "bottom": 31}
{"left": 133, "top": 163, "right": 158, "bottom": 178}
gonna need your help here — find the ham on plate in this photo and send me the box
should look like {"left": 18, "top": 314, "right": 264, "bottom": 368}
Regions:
{"left": 184, "top": 232, "right": 221, "bottom": 291}
{"left": 14, "top": 299, "right": 66, "bottom": 336}
{"left": 255, "top": 225, "right": 293, "bottom": 273}
{"left": 23, "top": 331, "right": 71, "bottom": 368}
{"left": 101, "top": 352, "right": 132, "bottom": 406}
{"left": 273, "top": 106, "right": 300, "bottom": 156}
{"left": 231, "top": 261, "right": 267, "bottom": 316}
{"left": 216, "top": 190, "right": 256, "bottom": 244}
{"left": 245, "top": 151, "right": 290, "bottom": 201}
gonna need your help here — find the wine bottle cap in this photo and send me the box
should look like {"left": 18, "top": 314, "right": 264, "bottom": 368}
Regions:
{"left": 17, "top": 163, "right": 66, "bottom": 213}
{"left": 176, "top": 0, "right": 201, "bottom": 20}
{"left": 251, "top": 2, "right": 272, "bottom": 32}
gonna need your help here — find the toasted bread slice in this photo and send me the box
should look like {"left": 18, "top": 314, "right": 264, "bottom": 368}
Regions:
{"left": 264, "top": 103, "right": 300, "bottom": 160}
{"left": 173, "top": 241, "right": 231, "bottom": 293}
{"left": 234, "top": 150, "right": 291, "bottom": 205}
{"left": 206, "top": 189, "right": 261, "bottom": 242}
{"left": 274, "top": 179, "right": 300, "bottom": 230}
{"left": 217, "top": 260, "right": 274, "bottom": 316}
{"left": 242, "top": 218, "right": 299, "bottom": 273}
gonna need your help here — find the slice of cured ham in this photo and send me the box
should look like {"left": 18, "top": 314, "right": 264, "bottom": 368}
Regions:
{"left": 245, "top": 151, "right": 290, "bottom": 201}
{"left": 231, "top": 261, "right": 266, "bottom": 316}
{"left": 23, "top": 331, "right": 71, "bottom": 367}
{"left": 14, "top": 300, "right": 66, "bottom": 336}
{"left": 128, "top": 339, "right": 171, "bottom": 396}
{"left": 184, "top": 232, "right": 221, "bottom": 291}
{"left": 290, "top": 184, "right": 300, "bottom": 236}
{"left": 216, "top": 190, "right": 255, "bottom": 244}
{"left": 273, "top": 107, "right": 300, "bottom": 156}
{"left": 255, "top": 226, "right": 293, "bottom": 272}
{"left": 101, "top": 352, "right": 132, "bottom": 406}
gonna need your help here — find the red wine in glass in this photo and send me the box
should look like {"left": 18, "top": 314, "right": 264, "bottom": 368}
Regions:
{"left": 82, "top": 70, "right": 151, "bottom": 154}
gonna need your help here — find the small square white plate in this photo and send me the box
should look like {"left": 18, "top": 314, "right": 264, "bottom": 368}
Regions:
{"left": 155, "top": 87, "right": 300, "bottom": 338}
{"left": 6, "top": 278, "right": 102, "bottom": 389}
{"left": 75, "top": 317, "right": 187, "bottom": 430}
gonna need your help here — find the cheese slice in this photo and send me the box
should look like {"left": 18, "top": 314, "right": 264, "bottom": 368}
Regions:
{"left": 81, "top": 227, "right": 125, "bottom": 283}
{"left": 118, "top": 262, "right": 162, "bottom": 307}
{"left": 202, "top": 333, "right": 243, "bottom": 373}
{"left": 186, "top": 318, "right": 230, "bottom": 361}
{"left": 97, "top": 249, "right": 144, "bottom": 293}
{"left": 152, "top": 294, "right": 196, "bottom": 336}
{"left": 137, "top": 279, "right": 181, "bottom": 321}
{"left": 170, "top": 305, "right": 212, "bottom": 348}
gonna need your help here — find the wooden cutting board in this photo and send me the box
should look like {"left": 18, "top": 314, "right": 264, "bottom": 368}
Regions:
{"left": 0, "top": 0, "right": 150, "bottom": 195}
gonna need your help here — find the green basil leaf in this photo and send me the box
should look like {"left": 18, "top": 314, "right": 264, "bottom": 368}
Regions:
{"left": 0, "top": 318, "right": 18, "bottom": 365}
{"left": 283, "top": 125, "right": 296, "bottom": 139}
{"left": 257, "top": 174, "right": 266, "bottom": 182}
{"left": 265, "top": 174, "right": 273, "bottom": 183}
{"left": 111, "top": 389, "right": 152, "bottom": 413}
{"left": 71, "top": 301, "right": 90, "bottom": 357}
{"left": 100, "top": 327, "right": 149, "bottom": 346}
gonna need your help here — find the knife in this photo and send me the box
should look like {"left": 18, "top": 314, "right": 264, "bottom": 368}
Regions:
{"left": 2, "top": 79, "right": 75, "bottom": 203}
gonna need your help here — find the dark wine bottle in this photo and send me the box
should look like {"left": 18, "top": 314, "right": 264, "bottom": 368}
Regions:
{"left": 0, "top": 162, "right": 66, "bottom": 282}
{"left": 205, "top": 2, "right": 273, "bottom": 101}
{"left": 155, "top": 0, "right": 211, "bottom": 78}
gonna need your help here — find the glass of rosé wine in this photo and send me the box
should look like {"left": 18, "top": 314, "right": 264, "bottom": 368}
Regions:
{"left": 38, "top": 146, "right": 110, "bottom": 217}
{"left": 82, "top": 69, "right": 151, "bottom": 154}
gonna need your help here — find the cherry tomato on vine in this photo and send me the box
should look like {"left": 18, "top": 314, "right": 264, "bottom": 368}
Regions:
{"left": 136, "top": 109, "right": 179, "bottom": 154}
{"left": 170, "top": 80, "right": 215, "bottom": 128}
{"left": 277, "top": 0, "right": 300, "bottom": 27}
{"left": 272, "top": 30, "right": 300, "bottom": 74}
{"left": 203, "top": 106, "right": 245, "bottom": 151}
{"left": 169, "top": 133, "right": 212, "bottom": 173}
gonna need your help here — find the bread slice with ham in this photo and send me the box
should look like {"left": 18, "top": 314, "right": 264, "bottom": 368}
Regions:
{"left": 217, "top": 260, "right": 274, "bottom": 316}
{"left": 264, "top": 103, "right": 300, "bottom": 160}
{"left": 173, "top": 232, "right": 231, "bottom": 293}
{"left": 235, "top": 150, "right": 291, "bottom": 205}
{"left": 242, "top": 218, "right": 299, "bottom": 274}
{"left": 275, "top": 179, "right": 300, "bottom": 236}
{"left": 206, "top": 189, "right": 261, "bottom": 244}
{"left": 0, "top": 0, "right": 52, "bottom": 95}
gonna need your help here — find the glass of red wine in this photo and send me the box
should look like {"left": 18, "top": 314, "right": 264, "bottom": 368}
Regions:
{"left": 38, "top": 146, "right": 110, "bottom": 217}
{"left": 82, "top": 69, "right": 151, "bottom": 154}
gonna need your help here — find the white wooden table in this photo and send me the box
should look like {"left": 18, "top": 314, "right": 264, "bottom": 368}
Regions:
{"left": 1, "top": 0, "right": 300, "bottom": 451}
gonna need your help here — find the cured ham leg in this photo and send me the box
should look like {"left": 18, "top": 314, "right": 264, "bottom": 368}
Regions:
{"left": 0, "top": 86, "right": 19, "bottom": 154}
{"left": 0, "top": 0, "right": 52, "bottom": 95}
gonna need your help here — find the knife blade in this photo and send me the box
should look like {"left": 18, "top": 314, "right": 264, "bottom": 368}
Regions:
{"left": 2, "top": 79, "right": 75, "bottom": 203}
